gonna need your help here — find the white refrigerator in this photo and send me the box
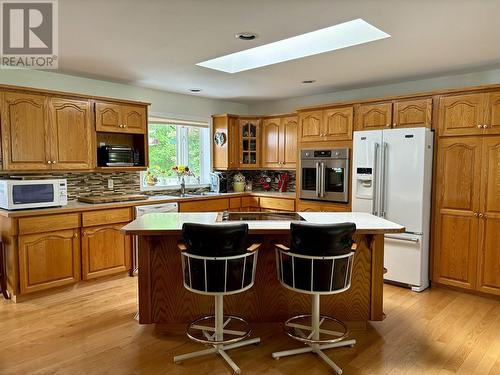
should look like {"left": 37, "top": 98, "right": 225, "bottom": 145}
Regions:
{"left": 352, "top": 128, "right": 434, "bottom": 292}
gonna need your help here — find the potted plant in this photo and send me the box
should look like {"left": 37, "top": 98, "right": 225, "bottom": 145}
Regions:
{"left": 233, "top": 173, "right": 246, "bottom": 192}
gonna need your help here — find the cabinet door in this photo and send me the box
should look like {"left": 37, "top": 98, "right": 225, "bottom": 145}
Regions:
{"left": 485, "top": 92, "right": 500, "bottom": 135}
{"left": 81, "top": 224, "right": 132, "bottom": 280}
{"left": 477, "top": 137, "right": 500, "bottom": 295}
{"left": 19, "top": 229, "right": 80, "bottom": 293}
{"left": 282, "top": 116, "right": 298, "bottom": 168}
{"left": 322, "top": 107, "right": 353, "bottom": 140}
{"left": 433, "top": 137, "right": 482, "bottom": 290}
{"left": 239, "top": 119, "right": 260, "bottom": 168}
{"left": 95, "top": 101, "right": 121, "bottom": 132}
{"left": 393, "top": 98, "right": 432, "bottom": 128}
{"left": 228, "top": 117, "right": 240, "bottom": 169}
{"left": 49, "top": 98, "right": 94, "bottom": 169}
{"left": 1, "top": 92, "right": 51, "bottom": 170}
{"left": 355, "top": 102, "right": 392, "bottom": 131}
{"left": 121, "top": 105, "right": 147, "bottom": 134}
{"left": 298, "top": 110, "right": 323, "bottom": 142}
{"left": 262, "top": 118, "right": 281, "bottom": 168}
{"left": 438, "top": 93, "right": 485, "bottom": 136}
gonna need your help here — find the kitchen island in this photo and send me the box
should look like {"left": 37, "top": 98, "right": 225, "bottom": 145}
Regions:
{"left": 122, "top": 212, "right": 404, "bottom": 327}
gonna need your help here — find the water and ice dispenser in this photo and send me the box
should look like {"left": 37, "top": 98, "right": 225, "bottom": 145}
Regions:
{"left": 354, "top": 167, "right": 374, "bottom": 199}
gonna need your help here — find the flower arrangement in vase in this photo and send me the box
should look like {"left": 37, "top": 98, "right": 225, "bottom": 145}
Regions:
{"left": 172, "top": 165, "right": 194, "bottom": 194}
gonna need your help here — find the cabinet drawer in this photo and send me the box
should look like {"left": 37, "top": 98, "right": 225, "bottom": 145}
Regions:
{"left": 19, "top": 213, "right": 80, "bottom": 235}
{"left": 180, "top": 198, "right": 230, "bottom": 212}
{"left": 229, "top": 197, "right": 241, "bottom": 209}
{"left": 259, "top": 197, "right": 295, "bottom": 212}
{"left": 82, "top": 208, "right": 133, "bottom": 227}
{"left": 242, "top": 196, "right": 259, "bottom": 208}
{"left": 297, "top": 200, "right": 350, "bottom": 212}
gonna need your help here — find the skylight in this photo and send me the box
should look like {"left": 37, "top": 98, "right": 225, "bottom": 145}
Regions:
{"left": 197, "top": 18, "right": 390, "bottom": 73}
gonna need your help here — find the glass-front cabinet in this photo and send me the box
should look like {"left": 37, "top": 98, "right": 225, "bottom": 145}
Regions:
{"left": 239, "top": 118, "right": 260, "bottom": 168}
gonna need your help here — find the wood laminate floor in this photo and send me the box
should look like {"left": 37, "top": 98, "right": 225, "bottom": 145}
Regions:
{"left": 1, "top": 276, "right": 499, "bottom": 375}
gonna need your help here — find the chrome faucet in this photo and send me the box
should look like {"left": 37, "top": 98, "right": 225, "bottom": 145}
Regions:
{"left": 180, "top": 177, "right": 186, "bottom": 196}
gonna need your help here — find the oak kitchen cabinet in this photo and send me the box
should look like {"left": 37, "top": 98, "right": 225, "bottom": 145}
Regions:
{"left": 262, "top": 116, "right": 298, "bottom": 169}
{"left": 438, "top": 92, "right": 500, "bottom": 136}
{"left": 212, "top": 114, "right": 240, "bottom": 170}
{"left": 95, "top": 101, "right": 147, "bottom": 134}
{"left": 433, "top": 136, "right": 500, "bottom": 295}
{"left": 17, "top": 213, "right": 81, "bottom": 294}
{"left": 239, "top": 118, "right": 260, "bottom": 168}
{"left": 355, "top": 98, "right": 432, "bottom": 131}
{"left": 1, "top": 92, "right": 94, "bottom": 171}
{"left": 298, "top": 107, "right": 353, "bottom": 143}
{"left": 81, "top": 208, "right": 133, "bottom": 280}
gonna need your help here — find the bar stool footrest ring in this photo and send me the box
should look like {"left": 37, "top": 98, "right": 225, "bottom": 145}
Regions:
{"left": 283, "top": 314, "right": 349, "bottom": 344}
{"left": 187, "top": 314, "right": 252, "bottom": 345}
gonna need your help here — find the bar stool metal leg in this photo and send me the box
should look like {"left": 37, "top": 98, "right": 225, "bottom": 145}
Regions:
{"left": 174, "top": 294, "right": 261, "bottom": 374}
{"left": 272, "top": 294, "right": 356, "bottom": 374}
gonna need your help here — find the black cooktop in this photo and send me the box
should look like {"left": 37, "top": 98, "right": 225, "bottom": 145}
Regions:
{"left": 222, "top": 212, "right": 304, "bottom": 221}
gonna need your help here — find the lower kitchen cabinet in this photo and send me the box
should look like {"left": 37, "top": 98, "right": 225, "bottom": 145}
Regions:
{"left": 81, "top": 224, "right": 132, "bottom": 280}
{"left": 18, "top": 228, "right": 81, "bottom": 294}
{"left": 297, "top": 200, "right": 350, "bottom": 212}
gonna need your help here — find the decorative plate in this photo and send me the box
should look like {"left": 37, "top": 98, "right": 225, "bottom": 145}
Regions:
{"left": 214, "top": 131, "right": 227, "bottom": 146}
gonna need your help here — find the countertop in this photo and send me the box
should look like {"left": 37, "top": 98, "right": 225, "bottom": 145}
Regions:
{"left": 121, "top": 212, "right": 405, "bottom": 235}
{"left": 0, "top": 191, "right": 296, "bottom": 218}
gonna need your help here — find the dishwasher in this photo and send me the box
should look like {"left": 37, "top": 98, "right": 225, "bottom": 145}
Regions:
{"left": 133, "top": 202, "right": 178, "bottom": 274}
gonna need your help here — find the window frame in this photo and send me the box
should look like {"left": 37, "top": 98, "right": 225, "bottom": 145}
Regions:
{"left": 141, "top": 115, "right": 212, "bottom": 192}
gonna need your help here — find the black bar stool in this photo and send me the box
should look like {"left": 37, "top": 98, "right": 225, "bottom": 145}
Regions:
{"left": 272, "top": 222, "right": 357, "bottom": 374}
{"left": 173, "top": 223, "right": 261, "bottom": 374}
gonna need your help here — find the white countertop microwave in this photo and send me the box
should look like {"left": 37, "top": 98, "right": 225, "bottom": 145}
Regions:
{"left": 0, "top": 179, "right": 68, "bottom": 210}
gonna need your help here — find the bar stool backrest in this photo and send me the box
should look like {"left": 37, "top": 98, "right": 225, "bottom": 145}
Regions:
{"left": 181, "top": 223, "right": 257, "bottom": 295}
{"left": 277, "top": 222, "right": 356, "bottom": 294}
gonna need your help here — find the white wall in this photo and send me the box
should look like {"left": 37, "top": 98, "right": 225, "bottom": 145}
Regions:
{"left": 247, "top": 67, "right": 500, "bottom": 114}
{"left": 0, "top": 70, "right": 248, "bottom": 121}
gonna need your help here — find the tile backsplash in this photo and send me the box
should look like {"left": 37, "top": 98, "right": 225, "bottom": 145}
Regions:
{"left": 3, "top": 169, "right": 296, "bottom": 201}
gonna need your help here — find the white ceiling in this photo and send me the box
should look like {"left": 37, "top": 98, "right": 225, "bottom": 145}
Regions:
{"left": 59, "top": 0, "right": 500, "bottom": 103}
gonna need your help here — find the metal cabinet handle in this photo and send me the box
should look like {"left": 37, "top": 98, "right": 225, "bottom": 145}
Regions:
{"left": 386, "top": 124, "right": 391, "bottom": 127}
{"left": 478, "top": 213, "right": 484, "bottom": 218}
{"left": 474, "top": 212, "right": 479, "bottom": 217}
{"left": 483, "top": 125, "right": 488, "bottom": 129}
{"left": 47, "top": 160, "right": 52, "bottom": 164}
{"left": 477, "top": 125, "right": 483, "bottom": 128}
{"left": 315, "top": 162, "right": 320, "bottom": 197}
{"left": 52, "top": 160, "right": 56, "bottom": 164}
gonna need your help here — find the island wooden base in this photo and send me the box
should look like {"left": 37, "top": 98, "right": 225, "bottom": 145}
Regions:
{"left": 137, "top": 233, "right": 385, "bottom": 325}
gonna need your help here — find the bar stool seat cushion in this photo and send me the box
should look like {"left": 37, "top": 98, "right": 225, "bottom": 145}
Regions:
{"left": 182, "top": 223, "right": 254, "bottom": 293}
{"left": 283, "top": 222, "right": 356, "bottom": 292}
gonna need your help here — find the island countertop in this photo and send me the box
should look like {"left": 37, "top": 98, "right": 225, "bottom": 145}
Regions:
{"left": 121, "top": 211, "right": 405, "bottom": 235}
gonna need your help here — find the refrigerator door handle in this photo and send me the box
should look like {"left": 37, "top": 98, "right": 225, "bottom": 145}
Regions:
{"left": 315, "top": 162, "right": 320, "bottom": 197}
{"left": 380, "top": 142, "right": 388, "bottom": 218}
{"left": 385, "top": 234, "right": 420, "bottom": 243}
{"left": 372, "top": 142, "right": 379, "bottom": 216}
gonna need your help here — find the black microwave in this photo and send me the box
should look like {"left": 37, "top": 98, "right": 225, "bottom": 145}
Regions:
{"left": 97, "top": 145, "right": 140, "bottom": 167}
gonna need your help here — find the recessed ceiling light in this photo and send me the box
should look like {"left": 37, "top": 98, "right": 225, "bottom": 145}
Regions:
{"left": 302, "top": 80, "right": 316, "bottom": 84}
{"left": 235, "top": 32, "right": 257, "bottom": 41}
{"left": 189, "top": 88, "right": 202, "bottom": 93}
{"left": 198, "top": 18, "right": 390, "bottom": 73}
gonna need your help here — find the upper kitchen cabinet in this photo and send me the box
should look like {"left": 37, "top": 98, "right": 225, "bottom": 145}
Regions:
{"left": 322, "top": 107, "right": 353, "bottom": 140}
{"left": 1, "top": 92, "right": 51, "bottom": 170}
{"left": 95, "top": 101, "right": 147, "bottom": 134}
{"left": 262, "top": 115, "right": 298, "bottom": 169}
{"left": 484, "top": 92, "right": 500, "bottom": 135}
{"left": 239, "top": 118, "right": 260, "bottom": 168}
{"left": 262, "top": 117, "right": 281, "bottom": 168}
{"left": 298, "top": 110, "right": 323, "bottom": 142}
{"left": 48, "top": 98, "right": 94, "bottom": 170}
{"left": 212, "top": 114, "right": 240, "bottom": 170}
{"left": 355, "top": 102, "right": 393, "bottom": 131}
{"left": 1, "top": 92, "right": 94, "bottom": 171}
{"left": 438, "top": 93, "right": 485, "bottom": 136}
{"left": 393, "top": 98, "right": 432, "bottom": 128}
{"left": 298, "top": 107, "right": 353, "bottom": 142}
